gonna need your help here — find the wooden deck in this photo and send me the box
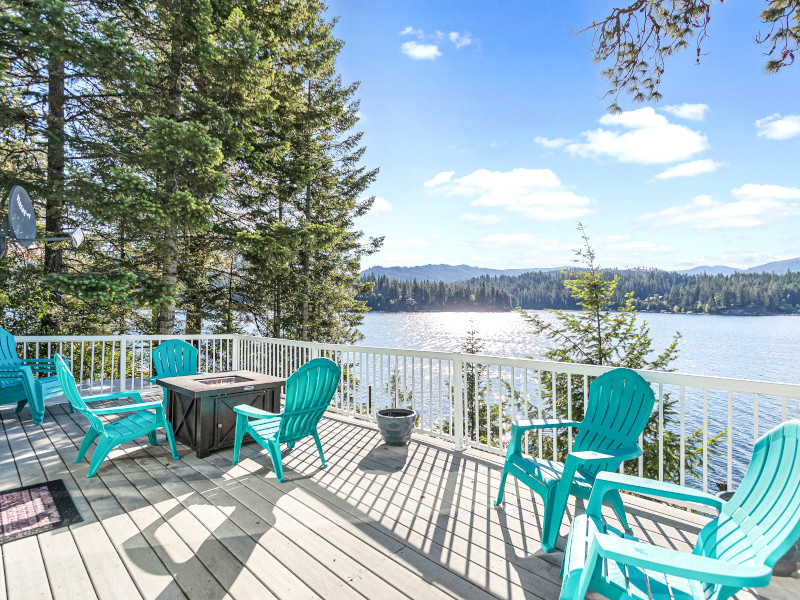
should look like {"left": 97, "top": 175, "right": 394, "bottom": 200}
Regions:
{"left": 1, "top": 396, "right": 798, "bottom": 600}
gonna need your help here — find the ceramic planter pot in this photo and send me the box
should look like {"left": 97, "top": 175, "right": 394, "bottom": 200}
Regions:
{"left": 376, "top": 408, "right": 416, "bottom": 446}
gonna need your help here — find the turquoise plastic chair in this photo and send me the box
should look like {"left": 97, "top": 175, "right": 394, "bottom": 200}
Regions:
{"left": 55, "top": 354, "right": 179, "bottom": 477}
{"left": 232, "top": 357, "right": 341, "bottom": 482}
{"left": 149, "top": 339, "right": 203, "bottom": 405}
{"left": 495, "top": 367, "right": 656, "bottom": 552}
{"left": 560, "top": 421, "right": 800, "bottom": 600}
{"left": 0, "top": 328, "right": 64, "bottom": 423}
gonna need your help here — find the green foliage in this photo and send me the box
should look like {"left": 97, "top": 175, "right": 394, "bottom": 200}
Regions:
{"left": 0, "top": 0, "right": 379, "bottom": 340}
{"left": 521, "top": 225, "right": 724, "bottom": 483}
{"left": 582, "top": 1, "right": 800, "bottom": 111}
{"left": 360, "top": 274, "right": 514, "bottom": 312}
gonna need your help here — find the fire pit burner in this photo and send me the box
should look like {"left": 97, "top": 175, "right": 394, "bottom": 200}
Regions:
{"left": 197, "top": 376, "right": 252, "bottom": 386}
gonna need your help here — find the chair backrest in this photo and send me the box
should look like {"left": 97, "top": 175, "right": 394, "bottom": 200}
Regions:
{"left": 152, "top": 340, "right": 199, "bottom": 379}
{"left": 54, "top": 354, "right": 91, "bottom": 414}
{"left": 278, "top": 358, "right": 341, "bottom": 444}
{"left": 0, "top": 328, "right": 21, "bottom": 366}
{"left": 572, "top": 368, "right": 656, "bottom": 476}
{"left": 696, "top": 421, "right": 800, "bottom": 573}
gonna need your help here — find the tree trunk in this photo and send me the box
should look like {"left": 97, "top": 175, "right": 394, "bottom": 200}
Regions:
{"left": 43, "top": 11, "right": 65, "bottom": 333}
{"left": 155, "top": 13, "right": 183, "bottom": 335}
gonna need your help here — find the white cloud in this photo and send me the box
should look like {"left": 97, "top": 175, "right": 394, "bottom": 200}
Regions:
{"left": 460, "top": 213, "right": 504, "bottom": 224}
{"left": 606, "top": 240, "right": 676, "bottom": 254}
{"left": 655, "top": 159, "right": 723, "bottom": 180}
{"left": 755, "top": 114, "right": 800, "bottom": 140}
{"left": 480, "top": 233, "right": 567, "bottom": 249}
{"left": 662, "top": 103, "right": 709, "bottom": 121}
{"left": 401, "top": 41, "right": 441, "bottom": 60}
{"left": 423, "top": 171, "right": 454, "bottom": 187}
{"left": 534, "top": 136, "right": 571, "bottom": 148}
{"left": 639, "top": 184, "right": 800, "bottom": 229}
{"left": 426, "top": 167, "right": 593, "bottom": 221}
{"left": 566, "top": 107, "right": 709, "bottom": 165}
{"left": 449, "top": 31, "right": 473, "bottom": 48}
{"left": 369, "top": 197, "right": 393, "bottom": 213}
{"left": 732, "top": 183, "right": 800, "bottom": 202}
{"left": 383, "top": 236, "right": 432, "bottom": 249}
{"left": 400, "top": 26, "right": 424, "bottom": 38}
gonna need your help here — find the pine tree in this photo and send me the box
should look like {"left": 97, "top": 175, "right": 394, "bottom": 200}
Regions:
{"left": 521, "top": 224, "right": 724, "bottom": 482}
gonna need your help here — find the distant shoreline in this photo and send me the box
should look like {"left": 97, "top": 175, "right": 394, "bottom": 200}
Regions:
{"left": 365, "top": 308, "right": 799, "bottom": 316}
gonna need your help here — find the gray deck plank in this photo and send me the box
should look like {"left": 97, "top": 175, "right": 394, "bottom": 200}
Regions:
{"left": 55, "top": 402, "right": 360, "bottom": 600}
{"left": 2, "top": 397, "right": 794, "bottom": 600}
{"left": 12, "top": 417, "right": 99, "bottom": 600}
{"left": 48, "top": 404, "right": 226, "bottom": 600}
{"left": 1, "top": 416, "right": 54, "bottom": 600}
{"left": 41, "top": 404, "right": 181, "bottom": 600}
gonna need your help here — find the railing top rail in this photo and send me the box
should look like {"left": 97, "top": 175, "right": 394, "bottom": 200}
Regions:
{"left": 16, "top": 334, "right": 236, "bottom": 343}
{"left": 14, "top": 332, "right": 800, "bottom": 397}
{"left": 241, "top": 334, "right": 800, "bottom": 397}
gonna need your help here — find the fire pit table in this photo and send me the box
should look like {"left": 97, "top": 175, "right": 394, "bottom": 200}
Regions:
{"left": 156, "top": 370, "right": 286, "bottom": 458}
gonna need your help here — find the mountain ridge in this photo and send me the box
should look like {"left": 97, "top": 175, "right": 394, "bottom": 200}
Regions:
{"left": 362, "top": 257, "right": 800, "bottom": 282}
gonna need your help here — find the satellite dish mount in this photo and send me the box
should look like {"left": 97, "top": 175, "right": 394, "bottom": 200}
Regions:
{"left": 0, "top": 186, "right": 85, "bottom": 259}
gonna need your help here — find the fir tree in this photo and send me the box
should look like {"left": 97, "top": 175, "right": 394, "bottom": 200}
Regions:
{"left": 521, "top": 224, "right": 724, "bottom": 482}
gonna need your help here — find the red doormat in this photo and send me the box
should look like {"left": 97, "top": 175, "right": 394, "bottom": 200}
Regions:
{"left": 0, "top": 479, "right": 82, "bottom": 544}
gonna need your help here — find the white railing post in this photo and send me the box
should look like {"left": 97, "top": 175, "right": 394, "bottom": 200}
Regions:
{"left": 453, "top": 353, "right": 466, "bottom": 451}
{"left": 310, "top": 342, "right": 320, "bottom": 360}
{"left": 232, "top": 334, "right": 241, "bottom": 371}
{"left": 119, "top": 335, "right": 128, "bottom": 392}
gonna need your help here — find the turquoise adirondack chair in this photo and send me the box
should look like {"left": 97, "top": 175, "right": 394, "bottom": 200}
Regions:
{"left": 55, "top": 354, "right": 179, "bottom": 477}
{"left": 495, "top": 367, "right": 656, "bottom": 552}
{"left": 149, "top": 339, "right": 203, "bottom": 405}
{"left": 560, "top": 421, "right": 800, "bottom": 600}
{"left": 232, "top": 357, "right": 341, "bottom": 482}
{"left": 0, "top": 328, "right": 64, "bottom": 424}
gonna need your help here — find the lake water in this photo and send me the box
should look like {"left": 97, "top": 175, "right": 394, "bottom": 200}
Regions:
{"left": 358, "top": 311, "right": 800, "bottom": 384}
{"left": 357, "top": 311, "right": 800, "bottom": 486}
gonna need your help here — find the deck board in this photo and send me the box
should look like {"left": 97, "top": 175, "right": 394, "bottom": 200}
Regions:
{"left": 1, "top": 397, "right": 796, "bottom": 600}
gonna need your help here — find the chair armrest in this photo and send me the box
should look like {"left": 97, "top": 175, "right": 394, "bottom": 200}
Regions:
{"left": 568, "top": 446, "right": 642, "bottom": 466}
{"left": 21, "top": 357, "right": 57, "bottom": 366}
{"left": 83, "top": 391, "right": 143, "bottom": 404}
{"left": 233, "top": 404, "right": 280, "bottom": 420}
{"left": 512, "top": 418, "right": 582, "bottom": 433}
{"left": 89, "top": 400, "right": 164, "bottom": 415}
{"left": 150, "top": 371, "right": 207, "bottom": 384}
{"left": 592, "top": 532, "right": 772, "bottom": 588}
{"left": 587, "top": 472, "right": 725, "bottom": 519}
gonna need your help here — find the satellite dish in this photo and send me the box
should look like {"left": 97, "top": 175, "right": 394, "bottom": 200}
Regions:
{"left": 8, "top": 186, "right": 36, "bottom": 247}
{"left": 0, "top": 185, "right": 86, "bottom": 260}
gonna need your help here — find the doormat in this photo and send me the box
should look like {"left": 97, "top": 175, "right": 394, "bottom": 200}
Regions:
{"left": 0, "top": 479, "right": 82, "bottom": 544}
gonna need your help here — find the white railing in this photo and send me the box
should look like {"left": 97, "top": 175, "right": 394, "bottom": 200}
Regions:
{"left": 13, "top": 333, "right": 800, "bottom": 494}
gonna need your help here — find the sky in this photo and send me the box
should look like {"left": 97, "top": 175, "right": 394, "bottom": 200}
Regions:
{"left": 325, "top": 1, "right": 800, "bottom": 271}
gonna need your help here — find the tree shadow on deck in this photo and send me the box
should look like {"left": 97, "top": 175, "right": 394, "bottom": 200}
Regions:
{"left": 32, "top": 401, "right": 748, "bottom": 600}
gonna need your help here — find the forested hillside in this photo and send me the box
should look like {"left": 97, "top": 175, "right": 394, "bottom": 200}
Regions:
{"left": 361, "top": 270, "right": 800, "bottom": 315}
{"left": 360, "top": 275, "right": 514, "bottom": 312}
{"left": 0, "top": 1, "right": 379, "bottom": 342}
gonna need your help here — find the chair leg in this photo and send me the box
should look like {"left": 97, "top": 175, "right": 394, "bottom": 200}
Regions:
{"left": 287, "top": 441, "right": 295, "bottom": 449}
{"left": 494, "top": 465, "right": 510, "bottom": 506}
{"left": 76, "top": 429, "right": 100, "bottom": 463}
{"left": 606, "top": 489, "right": 631, "bottom": 532}
{"left": 541, "top": 484, "right": 564, "bottom": 553}
{"left": 14, "top": 400, "right": 27, "bottom": 414}
{"left": 267, "top": 440, "right": 284, "bottom": 483}
{"left": 147, "top": 431, "right": 158, "bottom": 446}
{"left": 232, "top": 414, "right": 247, "bottom": 466}
{"left": 163, "top": 422, "right": 179, "bottom": 460}
{"left": 312, "top": 430, "right": 326, "bottom": 467}
{"left": 87, "top": 437, "right": 115, "bottom": 477}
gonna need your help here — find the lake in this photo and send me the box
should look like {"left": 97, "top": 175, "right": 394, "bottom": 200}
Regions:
{"left": 357, "top": 311, "right": 800, "bottom": 487}
{"left": 357, "top": 311, "right": 800, "bottom": 384}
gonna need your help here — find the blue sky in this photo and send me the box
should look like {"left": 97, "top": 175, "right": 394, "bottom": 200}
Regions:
{"left": 326, "top": 1, "right": 800, "bottom": 271}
